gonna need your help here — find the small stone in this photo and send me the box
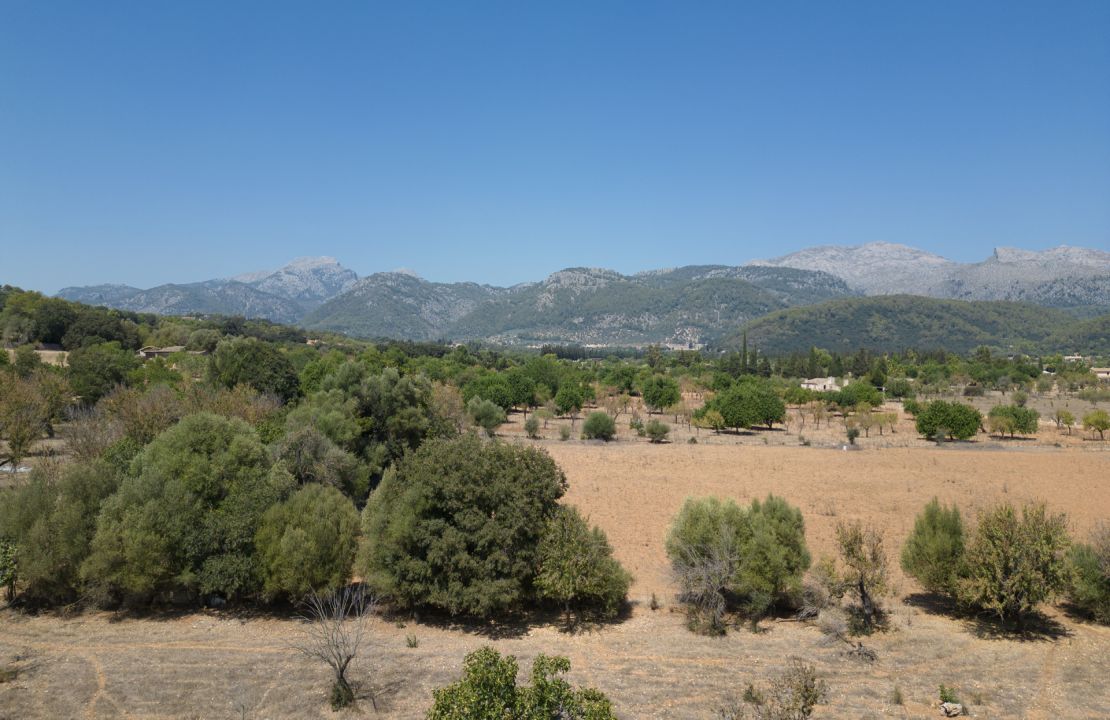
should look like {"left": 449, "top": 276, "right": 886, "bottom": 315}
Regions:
{"left": 940, "top": 701, "right": 964, "bottom": 717}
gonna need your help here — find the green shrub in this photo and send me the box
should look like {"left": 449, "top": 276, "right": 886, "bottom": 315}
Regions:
{"left": 666, "top": 495, "right": 811, "bottom": 632}
{"left": 427, "top": 647, "right": 617, "bottom": 720}
{"left": 0, "top": 460, "right": 122, "bottom": 605}
{"left": 358, "top": 434, "right": 566, "bottom": 618}
{"left": 915, "top": 400, "right": 982, "bottom": 441}
{"left": 987, "top": 405, "right": 1039, "bottom": 438}
{"left": 559, "top": 424, "right": 572, "bottom": 441}
{"left": 582, "top": 411, "right": 616, "bottom": 441}
{"left": 208, "top": 337, "right": 299, "bottom": 403}
{"left": 524, "top": 415, "right": 541, "bottom": 439}
{"left": 1068, "top": 525, "right": 1110, "bottom": 624}
{"left": 255, "top": 484, "right": 359, "bottom": 600}
{"left": 1084, "top": 409, "right": 1110, "bottom": 440}
{"left": 467, "top": 396, "right": 507, "bottom": 437}
{"left": 718, "top": 659, "right": 828, "bottom": 720}
{"left": 957, "top": 502, "right": 1070, "bottom": 625}
{"left": 901, "top": 498, "right": 965, "bottom": 595}
{"left": 82, "top": 413, "right": 281, "bottom": 604}
{"left": 645, "top": 419, "right": 670, "bottom": 443}
{"left": 535, "top": 506, "right": 631, "bottom": 620}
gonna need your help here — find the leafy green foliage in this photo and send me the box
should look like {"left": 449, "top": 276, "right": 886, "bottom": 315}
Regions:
{"left": 833, "top": 521, "right": 890, "bottom": 631}
{"left": 554, "top": 383, "right": 585, "bottom": 417}
{"left": 524, "top": 415, "right": 541, "bottom": 439}
{"left": 462, "top": 373, "right": 515, "bottom": 412}
{"left": 957, "top": 502, "right": 1070, "bottom": 624}
{"left": 987, "top": 405, "right": 1040, "bottom": 438}
{"left": 427, "top": 647, "right": 617, "bottom": 720}
{"left": 582, "top": 411, "right": 616, "bottom": 441}
{"left": 641, "top": 375, "right": 681, "bottom": 413}
{"left": 0, "top": 461, "right": 124, "bottom": 604}
{"left": 255, "top": 484, "right": 359, "bottom": 600}
{"left": 1083, "top": 409, "right": 1110, "bottom": 440}
{"left": 535, "top": 506, "right": 631, "bottom": 620}
{"left": 1068, "top": 525, "right": 1110, "bottom": 624}
{"left": 666, "top": 495, "right": 811, "bottom": 632}
{"left": 467, "top": 396, "right": 507, "bottom": 437}
{"left": 67, "top": 341, "right": 142, "bottom": 404}
{"left": 359, "top": 434, "right": 566, "bottom": 617}
{"left": 82, "top": 413, "right": 283, "bottom": 604}
{"left": 645, "top": 419, "right": 670, "bottom": 443}
{"left": 0, "top": 372, "right": 52, "bottom": 467}
{"left": 272, "top": 425, "right": 369, "bottom": 500}
{"left": 209, "top": 336, "right": 299, "bottom": 402}
{"left": 701, "top": 380, "right": 786, "bottom": 431}
{"left": 915, "top": 400, "right": 982, "bottom": 440}
{"left": 901, "top": 499, "right": 965, "bottom": 595}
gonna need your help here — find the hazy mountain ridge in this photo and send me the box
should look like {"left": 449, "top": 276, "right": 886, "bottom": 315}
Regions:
{"left": 54, "top": 243, "right": 1110, "bottom": 348}
{"left": 750, "top": 243, "right": 1110, "bottom": 308}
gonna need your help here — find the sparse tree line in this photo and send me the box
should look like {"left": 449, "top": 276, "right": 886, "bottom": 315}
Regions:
{"left": 665, "top": 494, "right": 1109, "bottom": 635}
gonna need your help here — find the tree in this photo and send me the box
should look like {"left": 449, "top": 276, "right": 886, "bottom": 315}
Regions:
{"left": 988, "top": 405, "right": 1039, "bottom": 438}
{"left": 256, "top": 484, "right": 359, "bottom": 600}
{"left": 296, "top": 586, "right": 374, "bottom": 710}
{"left": 1068, "top": 524, "right": 1110, "bottom": 624}
{"left": 12, "top": 344, "right": 41, "bottom": 378}
{"left": 67, "top": 341, "right": 141, "bottom": 404}
{"left": 914, "top": 400, "right": 982, "bottom": 441}
{"left": 641, "top": 375, "right": 681, "bottom": 414}
{"left": 272, "top": 425, "right": 369, "bottom": 500}
{"left": 208, "top": 336, "right": 299, "bottom": 402}
{"left": 524, "top": 415, "right": 541, "bottom": 439}
{"left": 358, "top": 434, "right": 566, "bottom": 617}
{"left": 833, "top": 522, "right": 890, "bottom": 631}
{"left": 0, "top": 373, "right": 51, "bottom": 467}
{"left": 428, "top": 647, "right": 617, "bottom": 720}
{"left": 554, "top": 383, "right": 585, "bottom": 420}
{"left": 1083, "top": 409, "right": 1110, "bottom": 440}
{"left": 462, "top": 373, "right": 515, "bottom": 412}
{"left": 901, "top": 499, "right": 964, "bottom": 595}
{"left": 1053, "top": 408, "right": 1075, "bottom": 434}
{"left": 82, "top": 413, "right": 281, "bottom": 604}
{"left": 0, "top": 460, "right": 123, "bottom": 604}
{"left": 957, "top": 502, "right": 1070, "bottom": 626}
{"left": 582, "top": 411, "right": 616, "bottom": 441}
{"left": 467, "top": 396, "right": 507, "bottom": 437}
{"left": 535, "top": 505, "right": 631, "bottom": 621}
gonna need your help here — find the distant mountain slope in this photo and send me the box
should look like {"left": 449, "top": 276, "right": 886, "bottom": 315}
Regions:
{"left": 303, "top": 265, "right": 854, "bottom": 345}
{"left": 749, "top": 243, "right": 1110, "bottom": 309}
{"left": 301, "top": 272, "right": 505, "bottom": 340}
{"left": 730, "top": 295, "right": 1091, "bottom": 355}
{"left": 59, "top": 257, "right": 359, "bottom": 321}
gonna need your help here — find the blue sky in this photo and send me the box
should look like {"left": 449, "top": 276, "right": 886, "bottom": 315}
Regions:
{"left": 2, "top": 1, "right": 1108, "bottom": 293}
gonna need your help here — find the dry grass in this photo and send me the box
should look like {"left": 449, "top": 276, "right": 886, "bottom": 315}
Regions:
{"left": 2, "top": 431, "right": 1109, "bottom": 718}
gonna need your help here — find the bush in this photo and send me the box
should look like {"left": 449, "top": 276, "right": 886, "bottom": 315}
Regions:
{"left": 524, "top": 415, "right": 541, "bottom": 439}
{"left": 717, "top": 659, "right": 828, "bottom": 720}
{"left": 645, "top": 419, "right": 670, "bottom": 443}
{"left": 255, "top": 484, "right": 359, "bottom": 600}
{"left": 467, "top": 396, "right": 507, "bottom": 437}
{"left": 535, "top": 506, "right": 631, "bottom": 621}
{"left": 358, "top": 434, "right": 566, "bottom": 617}
{"left": 901, "top": 498, "right": 965, "bottom": 595}
{"left": 559, "top": 424, "right": 572, "bottom": 441}
{"left": 0, "top": 461, "right": 122, "bottom": 605}
{"left": 957, "top": 502, "right": 1070, "bottom": 625}
{"left": 1068, "top": 524, "right": 1110, "bottom": 624}
{"left": 666, "top": 495, "right": 810, "bottom": 633}
{"left": 833, "top": 521, "right": 890, "bottom": 632}
{"left": 582, "top": 411, "right": 616, "bottom": 441}
{"left": 428, "top": 647, "right": 617, "bottom": 720}
{"left": 915, "top": 400, "right": 982, "bottom": 440}
{"left": 82, "top": 413, "right": 281, "bottom": 604}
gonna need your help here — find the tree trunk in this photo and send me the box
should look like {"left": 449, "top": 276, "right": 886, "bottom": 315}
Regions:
{"left": 858, "top": 578, "right": 874, "bottom": 629}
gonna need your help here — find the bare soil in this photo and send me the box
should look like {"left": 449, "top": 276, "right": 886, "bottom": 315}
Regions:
{"left": 3, "top": 433, "right": 1109, "bottom": 718}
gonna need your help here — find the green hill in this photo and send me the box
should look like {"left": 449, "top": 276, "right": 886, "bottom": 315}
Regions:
{"left": 729, "top": 295, "right": 1105, "bottom": 355}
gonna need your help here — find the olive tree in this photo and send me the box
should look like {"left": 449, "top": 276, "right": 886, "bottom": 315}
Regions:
{"left": 535, "top": 505, "right": 632, "bottom": 621}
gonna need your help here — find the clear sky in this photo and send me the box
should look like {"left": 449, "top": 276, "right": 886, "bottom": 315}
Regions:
{"left": 2, "top": 1, "right": 1108, "bottom": 294}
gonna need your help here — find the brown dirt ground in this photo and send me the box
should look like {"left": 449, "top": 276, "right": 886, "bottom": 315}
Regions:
{"left": 2, "top": 426, "right": 1109, "bottom": 719}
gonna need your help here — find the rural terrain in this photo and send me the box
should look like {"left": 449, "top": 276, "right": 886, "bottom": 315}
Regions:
{"left": 3, "top": 404, "right": 1109, "bottom": 719}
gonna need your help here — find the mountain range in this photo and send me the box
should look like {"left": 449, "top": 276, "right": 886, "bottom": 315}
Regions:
{"left": 55, "top": 243, "right": 1110, "bottom": 351}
